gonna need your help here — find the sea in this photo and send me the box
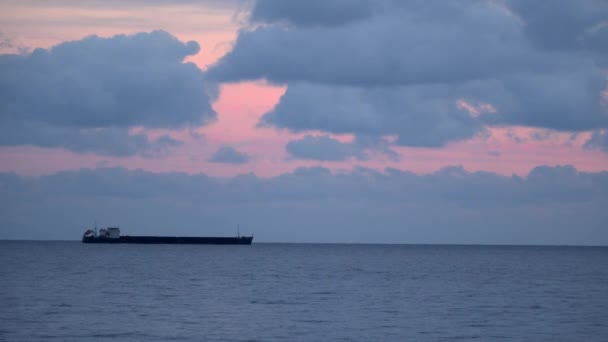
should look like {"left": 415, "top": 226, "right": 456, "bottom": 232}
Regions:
{"left": 1, "top": 241, "right": 607, "bottom": 341}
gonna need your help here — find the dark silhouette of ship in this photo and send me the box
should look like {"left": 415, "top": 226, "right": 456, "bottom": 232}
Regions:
{"left": 81, "top": 227, "right": 253, "bottom": 245}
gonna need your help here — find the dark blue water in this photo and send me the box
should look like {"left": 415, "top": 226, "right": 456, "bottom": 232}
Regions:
{"left": 1, "top": 242, "right": 607, "bottom": 341}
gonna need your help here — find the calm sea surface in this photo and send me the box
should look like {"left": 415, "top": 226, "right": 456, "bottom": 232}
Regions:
{"left": 1, "top": 241, "right": 607, "bottom": 341}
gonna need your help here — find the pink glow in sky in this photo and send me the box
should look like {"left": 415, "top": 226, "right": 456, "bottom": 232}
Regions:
{"left": 0, "top": 1, "right": 607, "bottom": 178}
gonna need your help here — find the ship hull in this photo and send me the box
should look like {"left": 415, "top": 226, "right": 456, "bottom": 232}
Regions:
{"left": 82, "top": 235, "right": 253, "bottom": 245}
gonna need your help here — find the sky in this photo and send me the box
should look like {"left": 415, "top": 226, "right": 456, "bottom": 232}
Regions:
{"left": 0, "top": 0, "right": 607, "bottom": 244}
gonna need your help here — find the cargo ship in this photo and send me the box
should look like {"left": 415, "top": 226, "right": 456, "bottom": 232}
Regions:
{"left": 81, "top": 227, "right": 253, "bottom": 245}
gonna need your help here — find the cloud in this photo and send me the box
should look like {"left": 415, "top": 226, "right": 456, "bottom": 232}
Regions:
{"left": 0, "top": 123, "right": 181, "bottom": 157}
{"left": 584, "top": 130, "right": 608, "bottom": 152}
{"left": 250, "top": 0, "right": 373, "bottom": 27}
{"left": 0, "top": 30, "right": 215, "bottom": 156}
{"left": 1, "top": 165, "right": 607, "bottom": 244}
{"left": 529, "top": 129, "right": 553, "bottom": 142}
{"left": 3, "top": 164, "right": 606, "bottom": 206}
{"left": 285, "top": 134, "right": 399, "bottom": 161}
{"left": 487, "top": 151, "right": 501, "bottom": 157}
{"left": 207, "top": 0, "right": 608, "bottom": 147}
{"left": 507, "top": 0, "right": 608, "bottom": 53}
{"left": 209, "top": 146, "right": 250, "bottom": 164}
{"left": 209, "top": 2, "right": 541, "bottom": 86}
{"left": 286, "top": 135, "right": 364, "bottom": 161}
{"left": 261, "top": 83, "right": 482, "bottom": 147}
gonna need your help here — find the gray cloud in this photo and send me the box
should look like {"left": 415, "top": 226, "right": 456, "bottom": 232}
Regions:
{"left": 1, "top": 165, "right": 607, "bottom": 244}
{"left": 0, "top": 123, "right": 181, "bottom": 157}
{"left": 3, "top": 164, "right": 606, "bottom": 206}
{"left": 208, "top": 3, "right": 543, "bottom": 86}
{"left": 209, "top": 146, "right": 250, "bottom": 164}
{"left": 529, "top": 129, "right": 553, "bottom": 142}
{"left": 584, "top": 130, "right": 608, "bottom": 152}
{"left": 261, "top": 83, "right": 482, "bottom": 147}
{"left": 507, "top": 0, "right": 608, "bottom": 52}
{"left": 487, "top": 151, "right": 501, "bottom": 157}
{"left": 250, "top": 0, "right": 373, "bottom": 27}
{"left": 485, "top": 67, "right": 607, "bottom": 131}
{"left": 0, "top": 30, "right": 215, "bottom": 156}
{"left": 286, "top": 135, "right": 365, "bottom": 161}
{"left": 207, "top": 0, "right": 608, "bottom": 147}
{"left": 286, "top": 134, "right": 399, "bottom": 161}
{"left": 259, "top": 70, "right": 606, "bottom": 145}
